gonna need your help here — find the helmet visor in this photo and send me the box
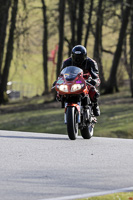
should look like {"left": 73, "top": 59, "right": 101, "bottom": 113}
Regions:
{"left": 72, "top": 54, "right": 85, "bottom": 65}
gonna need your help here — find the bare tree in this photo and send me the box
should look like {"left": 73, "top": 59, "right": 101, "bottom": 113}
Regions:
{"left": 77, "top": 0, "right": 85, "bottom": 44}
{"left": 67, "top": 0, "right": 78, "bottom": 54}
{"left": 41, "top": 0, "right": 48, "bottom": 94}
{"left": 93, "top": 0, "right": 105, "bottom": 90}
{"left": 0, "top": 0, "right": 18, "bottom": 104}
{"left": 56, "top": 0, "right": 66, "bottom": 78}
{"left": 0, "top": 0, "right": 11, "bottom": 81}
{"left": 130, "top": 7, "right": 133, "bottom": 97}
{"left": 105, "top": 0, "right": 132, "bottom": 94}
{"left": 84, "top": 0, "right": 93, "bottom": 48}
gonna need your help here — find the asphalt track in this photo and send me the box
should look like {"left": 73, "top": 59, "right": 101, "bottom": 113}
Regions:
{"left": 0, "top": 130, "right": 133, "bottom": 200}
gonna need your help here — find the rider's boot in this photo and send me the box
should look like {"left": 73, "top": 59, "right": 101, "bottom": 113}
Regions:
{"left": 92, "top": 103, "right": 100, "bottom": 116}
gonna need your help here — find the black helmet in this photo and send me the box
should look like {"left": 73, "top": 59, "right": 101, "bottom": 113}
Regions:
{"left": 71, "top": 45, "right": 87, "bottom": 66}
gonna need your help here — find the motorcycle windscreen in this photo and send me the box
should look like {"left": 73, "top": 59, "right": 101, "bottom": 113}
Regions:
{"left": 61, "top": 66, "right": 83, "bottom": 81}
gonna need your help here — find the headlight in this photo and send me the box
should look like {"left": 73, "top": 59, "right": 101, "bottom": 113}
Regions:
{"left": 71, "top": 84, "right": 83, "bottom": 92}
{"left": 59, "top": 85, "right": 68, "bottom": 92}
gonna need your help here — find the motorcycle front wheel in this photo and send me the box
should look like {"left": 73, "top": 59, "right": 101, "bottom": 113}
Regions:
{"left": 67, "top": 107, "right": 78, "bottom": 140}
{"left": 80, "top": 125, "right": 93, "bottom": 139}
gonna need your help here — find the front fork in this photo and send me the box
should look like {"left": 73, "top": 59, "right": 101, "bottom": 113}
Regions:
{"left": 64, "top": 102, "right": 81, "bottom": 124}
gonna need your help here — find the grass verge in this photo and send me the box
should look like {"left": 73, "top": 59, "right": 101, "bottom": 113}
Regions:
{"left": 81, "top": 192, "right": 133, "bottom": 200}
{"left": 0, "top": 88, "right": 133, "bottom": 139}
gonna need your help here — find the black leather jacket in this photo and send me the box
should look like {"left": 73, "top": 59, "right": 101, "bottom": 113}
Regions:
{"left": 61, "top": 57, "right": 100, "bottom": 87}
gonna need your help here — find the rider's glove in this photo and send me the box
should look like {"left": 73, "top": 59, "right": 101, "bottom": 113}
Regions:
{"left": 86, "top": 77, "right": 97, "bottom": 86}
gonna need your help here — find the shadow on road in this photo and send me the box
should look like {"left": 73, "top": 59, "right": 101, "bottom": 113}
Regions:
{"left": 0, "top": 134, "right": 68, "bottom": 141}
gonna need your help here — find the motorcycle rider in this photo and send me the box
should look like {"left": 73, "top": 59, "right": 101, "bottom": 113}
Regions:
{"left": 60, "top": 45, "right": 100, "bottom": 116}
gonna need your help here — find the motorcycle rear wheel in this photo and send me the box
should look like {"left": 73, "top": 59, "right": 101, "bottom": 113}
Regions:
{"left": 67, "top": 107, "right": 78, "bottom": 140}
{"left": 80, "top": 125, "right": 93, "bottom": 139}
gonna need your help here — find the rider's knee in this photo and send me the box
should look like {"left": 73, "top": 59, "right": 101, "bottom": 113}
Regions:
{"left": 89, "top": 88, "right": 100, "bottom": 102}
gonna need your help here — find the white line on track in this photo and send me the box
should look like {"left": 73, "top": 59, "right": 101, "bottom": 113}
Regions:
{"left": 39, "top": 187, "right": 133, "bottom": 200}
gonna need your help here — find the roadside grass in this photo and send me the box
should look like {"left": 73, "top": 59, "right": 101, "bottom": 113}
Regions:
{"left": 0, "top": 88, "right": 133, "bottom": 139}
{"left": 0, "top": 108, "right": 66, "bottom": 134}
{"left": 95, "top": 103, "right": 133, "bottom": 139}
{"left": 81, "top": 192, "right": 133, "bottom": 200}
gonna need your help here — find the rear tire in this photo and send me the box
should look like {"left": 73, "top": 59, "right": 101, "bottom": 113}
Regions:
{"left": 67, "top": 107, "right": 78, "bottom": 140}
{"left": 80, "top": 125, "right": 93, "bottom": 139}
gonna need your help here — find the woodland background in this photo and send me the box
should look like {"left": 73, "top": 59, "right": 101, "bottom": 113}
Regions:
{"left": 0, "top": 0, "right": 133, "bottom": 104}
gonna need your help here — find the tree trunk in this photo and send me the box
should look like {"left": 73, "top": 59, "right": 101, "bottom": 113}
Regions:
{"left": 77, "top": 0, "right": 85, "bottom": 44}
{"left": 56, "top": 0, "right": 66, "bottom": 78}
{"left": 0, "top": 0, "right": 11, "bottom": 81}
{"left": 0, "top": 0, "right": 18, "bottom": 104}
{"left": 130, "top": 8, "right": 133, "bottom": 97}
{"left": 123, "top": 36, "right": 132, "bottom": 80}
{"left": 67, "top": 0, "right": 78, "bottom": 51}
{"left": 93, "top": 0, "right": 105, "bottom": 90}
{"left": 105, "top": 0, "right": 132, "bottom": 94}
{"left": 41, "top": 0, "right": 49, "bottom": 94}
{"left": 84, "top": 0, "right": 93, "bottom": 48}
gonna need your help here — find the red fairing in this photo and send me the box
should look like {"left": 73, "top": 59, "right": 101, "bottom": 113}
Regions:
{"left": 55, "top": 67, "right": 90, "bottom": 96}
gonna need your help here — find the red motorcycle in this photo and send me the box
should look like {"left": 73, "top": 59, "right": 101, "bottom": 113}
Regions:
{"left": 54, "top": 66, "right": 97, "bottom": 140}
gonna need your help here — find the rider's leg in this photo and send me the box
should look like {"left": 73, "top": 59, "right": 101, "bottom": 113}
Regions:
{"left": 89, "top": 87, "right": 100, "bottom": 116}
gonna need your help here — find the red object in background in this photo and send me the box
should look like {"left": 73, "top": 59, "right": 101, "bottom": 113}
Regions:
{"left": 48, "top": 45, "right": 58, "bottom": 64}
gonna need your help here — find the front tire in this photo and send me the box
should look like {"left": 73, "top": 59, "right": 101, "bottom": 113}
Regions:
{"left": 80, "top": 125, "right": 93, "bottom": 139}
{"left": 67, "top": 107, "right": 78, "bottom": 140}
